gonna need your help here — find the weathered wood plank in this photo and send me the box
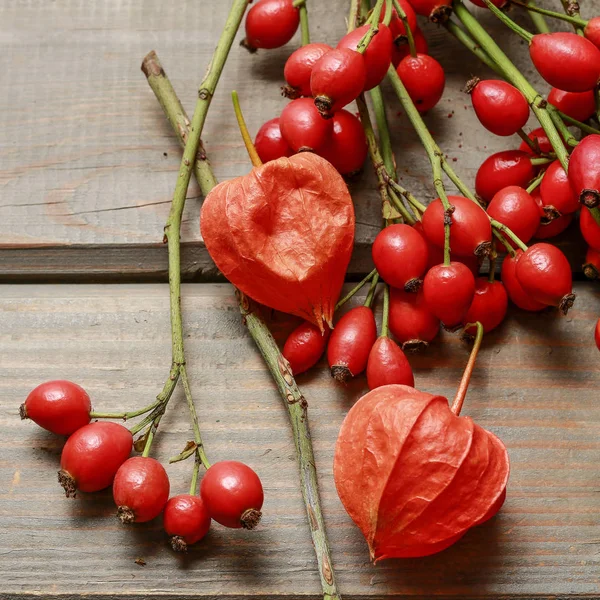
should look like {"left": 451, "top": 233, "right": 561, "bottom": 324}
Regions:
{"left": 1, "top": 282, "right": 600, "bottom": 598}
{"left": 0, "top": 0, "right": 589, "bottom": 278}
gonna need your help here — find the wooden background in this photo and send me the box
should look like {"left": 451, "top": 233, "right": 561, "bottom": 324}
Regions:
{"left": 1, "top": 0, "right": 600, "bottom": 598}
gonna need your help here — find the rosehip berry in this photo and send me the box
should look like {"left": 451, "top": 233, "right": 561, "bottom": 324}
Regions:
{"left": 337, "top": 24, "right": 393, "bottom": 91}
{"left": 548, "top": 87, "right": 596, "bottom": 123}
{"left": 421, "top": 195, "right": 492, "bottom": 258}
{"left": 468, "top": 78, "right": 529, "bottom": 136}
{"left": 163, "top": 494, "right": 211, "bottom": 552}
{"left": 486, "top": 186, "right": 540, "bottom": 251}
{"left": 254, "top": 118, "right": 293, "bottom": 163}
{"left": 366, "top": 337, "right": 414, "bottom": 390}
{"left": 515, "top": 243, "right": 575, "bottom": 314}
{"left": 317, "top": 109, "right": 368, "bottom": 175}
{"left": 568, "top": 134, "right": 600, "bottom": 209}
{"left": 283, "top": 43, "right": 332, "bottom": 98}
{"left": 58, "top": 421, "right": 132, "bottom": 497}
{"left": 580, "top": 207, "right": 600, "bottom": 251}
{"left": 534, "top": 212, "right": 573, "bottom": 240}
{"left": 389, "top": 288, "right": 440, "bottom": 351}
{"left": 408, "top": 0, "right": 452, "bottom": 23}
{"left": 279, "top": 98, "right": 333, "bottom": 152}
{"left": 423, "top": 262, "right": 476, "bottom": 329}
{"left": 371, "top": 224, "right": 429, "bottom": 291}
{"left": 530, "top": 32, "right": 600, "bottom": 92}
{"left": 311, "top": 48, "right": 367, "bottom": 118}
{"left": 501, "top": 250, "right": 548, "bottom": 312}
{"left": 283, "top": 321, "right": 330, "bottom": 375}
{"left": 585, "top": 17, "right": 600, "bottom": 49}
{"left": 475, "top": 150, "right": 536, "bottom": 204}
{"left": 392, "top": 27, "right": 429, "bottom": 67}
{"left": 242, "top": 0, "right": 299, "bottom": 51}
{"left": 462, "top": 279, "right": 508, "bottom": 334}
{"left": 397, "top": 53, "right": 445, "bottom": 113}
{"left": 20, "top": 380, "right": 91, "bottom": 436}
{"left": 595, "top": 318, "right": 600, "bottom": 351}
{"left": 327, "top": 306, "right": 377, "bottom": 382}
{"left": 583, "top": 246, "right": 600, "bottom": 280}
{"left": 540, "top": 160, "right": 579, "bottom": 215}
{"left": 200, "top": 461, "right": 264, "bottom": 529}
{"left": 113, "top": 457, "right": 170, "bottom": 524}
{"left": 518, "top": 127, "right": 563, "bottom": 158}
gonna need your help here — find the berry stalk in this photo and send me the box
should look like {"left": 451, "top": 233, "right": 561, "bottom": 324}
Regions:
{"left": 451, "top": 321, "right": 484, "bottom": 416}
{"left": 525, "top": 0, "right": 551, "bottom": 34}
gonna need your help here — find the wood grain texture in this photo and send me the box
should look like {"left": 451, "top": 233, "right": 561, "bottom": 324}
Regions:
{"left": 0, "top": 0, "right": 590, "bottom": 279}
{"left": 1, "top": 282, "right": 600, "bottom": 598}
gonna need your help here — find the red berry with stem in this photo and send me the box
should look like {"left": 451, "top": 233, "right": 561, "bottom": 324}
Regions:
{"left": 486, "top": 186, "right": 540, "bottom": 252}
{"left": 580, "top": 207, "right": 600, "bottom": 251}
{"left": 595, "top": 318, "right": 600, "bottom": 351}
{"left": 469, "top": 78, "right": 529, "bottom": 137}
{"left": 518, "top": 127, "right": 565, "bottom": 159}
{"left": 423, "top": 262, "right": 476, "bottom": 329}
{"left": 337, "top": 24, "right": 393, "bottom": 91}
{"left": 515, "top": 243, "right": 575, "bottom": 314}
{"left": 113, "top": 457, "right": 170, "bottom": 524}
{"left": 283, "top": 43, "right": 332, "bottom": 98}
{"left": 383, "top": 0, "right": 418, "bottom": 36}
{"left": 534, "top": 212, "right": 573, "bottom": 240}
{"left": 327, "top": 305, "right": 377, "bottom": 382}
{"left": 540, "top": 160, "right": 579, "bottom": 215}
{"left": 367, "top": 338, "right": 414, "bottom": 390}
{"left": 389, "top": 288, "right": 440, "bottom": 351}
{"left": 254, "top": 118, "right": 293, "bottom": 163}
{"left": 547, "top": 87, "right": 596, "bottom": 123}
{"left": 407, "top": 0, "right": 452, "bottom": 23}
{"left": 163, "top": 494, "right": 211, "bottom": 552}
{"left": 200, "top": 461, "right": 264, "bottom": 529}
{"left": 568, "top": 134, "right": 600, "bottom": 209}
{"left": 421, "top": 195, "right": 492, "bottom": 258}
{"left": 462, "top": 279, "right": 508, "bottom": 334}
{"left": 317, "top": 109, "right": 368, "bottom": 175}
{"left": 279, "top": 98, "right": 333, "bottom": 152}
{"left": 397, "top": 54, "right": 445, "bottom": 113}
{"left": 242, "top": 0, "right": 299, "bottom": 51}
{"left": 58, "top": 421, "right": 132, "bottom": 497}
{"left": 475, "top": 150, "right": 536, "bottom": 204}
{"left": 585, "top": 17, "right": 600, "bottom": 49}
{"left": 583, "top": 246, "right": 600, "bottom": 280}
{"left": 283, "top": 321, "right": 331, "bottom": 375}
{"left": 310, "top": 48, "right": 367, "bottom": 118}
{"left": 392, "top": 27, "right": 429, "bottom": 66}
{"left": 529, "top": 32, "right": 600, "bottom": 93}
{"left": 371, "top": 224, "right": 429, "bottom": 291}
{"left": 20, "top": 380, "right": 91, "bottom": 436}
{"left": 501, "top": 250, "right": 548, "bottom": 312}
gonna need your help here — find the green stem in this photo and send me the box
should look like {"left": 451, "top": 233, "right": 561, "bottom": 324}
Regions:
{"left": 348, "top": 0, "right": 360, "bottom": 32}
{"left": 388, "top": 179, "right": 427, "bottom": 213}
{"left": 90, "top": 398, "right": 162, "bottom": 421}
{"left": 189, "top": 453, "right": 201, "bottom": 495}
{"left": 130, "top": 399, "right": 168, "bottom": 436}
{"left": 335, "top": 269, "right": 378, "bottom": 310}
{"left": 490, "top": 219, "right": 528, "bottom": 251}
{"left": 557, "top": 110, "right": 600, "bottom": 135}
{"left": 445, "top": 21, "right": 505, "bottom": 76}
{"left": 451, "top": 321, "right": 484, "bottom": 416}
{"left": 493, "top": 229, "right": 516, "bottom": 257}
{"left": 382, "top": 0, "right": 393, "bottom": 25}
{"left": 488, "top": 238, "right": 497, "bottom": 283}
{"left": 525, "top": 0, "right": 551, "bottom": 33}
{"left": 530, "top": 156, "right": 555, "bottom": 166}
{"left": 364, "top": 274, "right": 380, "bottom": 308}
{"left": 547, "top": 106, "right": 579, "bottom": 147}
{"left": 392, "top": 0, "right": 416, "bottom": 56}
{"left": 518, "top": 128, "right": 540, "bottom": 154}
{"left": 356, "top": 0, "right": 385, "bottom": 53}
{"left": 181, "top": 364, "right": 211, "bottom": 470}
{"left": 369, "top": 86, "right": 396, "bottom": 178}
{"left": 381, "top": 284, "right": 390, "bottom": 337}
{"left": 526, "top": 169, "right": 545, "bottom": 193}
{"left": 513, "top": 0, "right": 585, "bottom": 27}
{"left": 232, "top": 91, "right": 262, "bottom": 167}
{"left": 480, "top": 0, "right": 534, "bottom": 42}
{"left": 299, "top": 1, "right": 310, "bottom": 45}
{"left": 560, "top": 0, "right": 584, "bottom": 33}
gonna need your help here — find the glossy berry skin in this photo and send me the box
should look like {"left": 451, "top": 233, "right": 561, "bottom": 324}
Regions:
{"left": 470, "top": 79, "right": 529, "bottom": 136}
{"left": 397, "top": 54, "right": 445, "bottom": 113}
{"left": 595, "top": 318, "right": 600, "bottom": 351}
{"left": 283, "top": 321, "right": 330, "bottom": 375}
{"left": 327, "top": 306, "right": 377, "bottom": 382}
{"left": 279, "top": 98, "right": 333, "bottom": 152}
{"left": 337, "top": 24, "right": 393, "bottom": 91}
{"left": 163, "top": 495, "right": 211, "bottom": 550}
{"left": 580, "top": 207, "right": 600, "bottom": 251}
{"left": 283, "top": 43, "right": 332, "bottom": 98}
{"left": 58, "top": 422, "right": 132, "bottom": 497}
{"left": 583, "top": 246, "right": 600, "bottom": 280}
{"left": 475, "top": 150, "right": 536, "bottom": 204}
{"left": 534, "top": 212, "right": 573, "bottom": 240}
{"left": 113, "top": 457, "right": 170, "bottom": 524}
{"left": 501, "top": 250, "right": 547, "bottom": 312}
{"left": 243, "top": 0, "right": 299, "bottom": 51}
{"left": 366, "top": 337, "right": 414, "bottom": 390}
{"left": 540, "top": 160, "right": 579, "bottom": 215}
{"left": 516, "top": 243, "right": 575, "bottom": 314}
{"left": 585, "top": 17, "right": 600, "bottom": 49}
{"left": 20, "top": 380, "right": 91, "bottom": 436}
{"left": 389, "top": 288, "right": 439, "bottom": 350}
{"left": 462, "top": 279, "right": 508, "bottom": 334}
{"left": 530, "top": 32, "right": 600, "bottom": 93}
{"left": 423, "top": 262, "right": 476, "bottom": 328}
{"left": 568, "top": 134, "right": 600, "bottom": 208}
{"left": 422, "top": 195, "right": 491, "bottom": 258}
{"left": 317, "top": 109, "right": 367, "bottom": 175}
{"left": 487, "top": 186, "right": 540, "bottom": 251}
{"left": 392, "top": 27, "right": 429, "bottom": 67}
{"left": 408, "top": 0, "right": 452, "bottom": 22}
{"left": 254, "top": 118, "right": 293, "bottom": 163}
{"left": 547, "top": 87, "right": 596, "bottom": 123}
{"left": 311, "top": 48, "right": 367, "bottom": 118}
{"left": 371, "top": 224, "right": 429, "bottom": 291}
{"left": 200, "top": 461, "right": 264, "bottom": 529}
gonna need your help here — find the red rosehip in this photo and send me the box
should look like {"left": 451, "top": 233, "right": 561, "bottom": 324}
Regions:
{"left": 408, "top": 0, "right": 452, "bottom": 22}
{"left": 501, "top": 250, "right": 548, "bottom": 312}
{"left": 163, "top": 494, "right": 211, "bottom": 552}
{"left": 583, "top": 246, "right": 600, "bottom": 280}
{"left": 242, "top": 0, "right": 299, "bottom": 51}
{"left": 585, "top": 17, "right": 600, "bottom": 49}
{"left": 366, "top": 337, "right": 414, "bottom": 390}
{"left": 475, "top": 150, "right": 536, "bottom": 204}
{"left": 568, "top": 134, "right": 600, "bottom": 209}
{"left": 462, "top": 278, "right": 508, "bottom": 334}
{"left": 283, "top": 43, "right": 332, "bottom": 98}
{"left": 540, "top": 160, "right": 579, "bottom": 215}
{"left": 283, "top": 321, "right": 330, "bottom": 375}
{"left": 254, "top": 118, "right": 293, "bottom": 163}
{"left": 548, "top": 87, "right": 596, "bottom": 123}
{"left": 389, "top": 288, "right": 440, "bottom": 351}
{"left": 392, "top": 27, "right": 429, "bottom": 67}
{"left": 397, "top": 53, "right": 445, "bottom": 113}
{"left": 279, "top": 98, "right": 333, "bottom": 152}
{"left": 580, "top": 207, "right": 600, "bottom": 251}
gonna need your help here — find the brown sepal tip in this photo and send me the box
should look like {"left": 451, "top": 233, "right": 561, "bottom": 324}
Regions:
{"left": 442, "top": 322, "right": 464, "bottom": 333}
{"left": 239, "top": 38, "right": 258, "bottom": 54}
{"left": 58, "top": 470, "right": 77, "bottom": 498}
{"left": 281, "top": 85, "right": 300, "bottom": 99}
{"left": 464, "top": 77, "right": 480, "bottom": 95}
{"left": 559, "top": 293, "right": 576, "bottom": 315}
{"left": 475, "top": 241, "right": 492, "bottom": 258}
{"left": 583, "top": 263, "right": 599, "bottom": 280}
{"left": 117, "top": 506, "right": 136, "bottom": 524}
{"left": 580, "top": 189, "right": 600, "bottom": 209}
{"left": 314, "top": 96, "right": 334, "bottom": 119}
{"left": 542, "top": 205, "right": 561, "bottom": 224}
{"left": 241, "top": 508, "right": 262, "bottom": 530}
{"left": 330, "top": 365, "right": 353, "bottom": 383}
{"left": 402, "top": 339, "right": 429, "bottom": 353}
{"left": 429, "top": 4, "right": 452, "bottom": 23}
{"left": 170, "top": 536, "right": 188, "bottom": 552}
{"left": 19, "top": 403, "right": 28, "bottom": 420}
{"left": 404, "top": 278, "right": 423, "bottom": 293}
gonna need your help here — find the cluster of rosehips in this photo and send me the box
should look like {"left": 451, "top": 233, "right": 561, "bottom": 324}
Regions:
{"left": 20, "top": 380, "right": 264, "bottom": 552}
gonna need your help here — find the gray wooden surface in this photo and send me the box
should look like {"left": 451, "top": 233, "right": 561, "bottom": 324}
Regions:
{"left": 2, "top": 282, "right": 600, "bottom": 598}
{"left": 0, "top": 0, "right": 587, "bottom": 280}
